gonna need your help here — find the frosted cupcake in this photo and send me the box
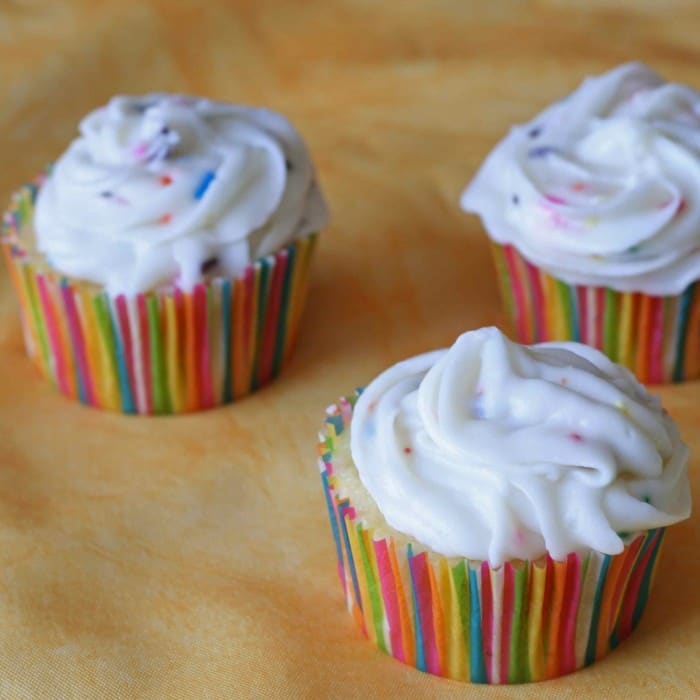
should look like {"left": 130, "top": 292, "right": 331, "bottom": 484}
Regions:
{"left": 1, "top": 94, "right": 328, "bottom": 413}
{"left": 461, "top": 63, "right": 700, "bottom": 383}
{"left": 318, "top": 327, "right": 690, "bottom": 684}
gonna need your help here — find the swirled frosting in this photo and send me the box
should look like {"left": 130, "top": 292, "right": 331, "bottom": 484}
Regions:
{"left": 350, "top": 327, "right": 690, "bottom": 565}
{"left": 461, "top": 62, "right": 700, "bottom": 295}
{"left": 34, "top": 94, "right": 328, "bottom": 294}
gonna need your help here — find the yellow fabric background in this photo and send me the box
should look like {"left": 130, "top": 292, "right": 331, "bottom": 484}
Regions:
{"left": 0, "top": 1, "right": 699, "bottom": 697}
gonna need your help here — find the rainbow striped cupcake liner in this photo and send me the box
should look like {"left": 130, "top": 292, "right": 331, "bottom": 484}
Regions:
{"left": 1, "top": 179, "right": 318, "bottom": 414}
{"left": 318, "top": 394, "right": 666, "bottom": 684}
{"left": 492, "top": 244, "right": 700, "bottom": 384}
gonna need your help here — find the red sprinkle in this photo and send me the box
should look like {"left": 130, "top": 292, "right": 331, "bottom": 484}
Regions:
{"left": 158, "top": 213, "right": 173, "bottom": 224}
{"left": 677, "top": 198, "right": 687, "bottom": 215}
{"left": 569, "top": 432, "right": 583, "bottom": 442}
{"left": 571, "top": 182, "right": 586, "bottom": 191}
{"left": 159, "top": 175, "right": 173, "bottom": 186}
{"left": 403, "top": 447, "right": 412, "bottom": 454}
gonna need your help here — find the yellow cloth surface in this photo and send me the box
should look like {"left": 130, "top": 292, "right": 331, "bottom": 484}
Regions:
{"left": 0, "top": 1, "right": 699, "bottom": 697}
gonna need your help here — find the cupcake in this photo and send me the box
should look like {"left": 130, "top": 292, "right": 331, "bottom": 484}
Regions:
{"left": 461, "top": 63, "right": 700, "bottom": 383}
{"left": 317, "top": 327, "right": 690, "bottom": 684}
{"left": 1, "top": 94, "right": 328, "bottom": 413}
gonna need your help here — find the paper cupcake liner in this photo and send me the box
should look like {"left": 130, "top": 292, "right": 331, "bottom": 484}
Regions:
{"left": 491, "top": 243, "right": 700, "bottom": 384}
{"left": 1, "top": 179, "right": 318, "bottom": 414}
{"left": 317, "top": 394, "right": 666, "bottom": 684}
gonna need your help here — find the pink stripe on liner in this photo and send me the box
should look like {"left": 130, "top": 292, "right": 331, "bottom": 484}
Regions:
{"left": 137, "top": 294, "right": 154, "bottom": 415}
{"left": 61, "top": 284, "right": 96, "bottom": 405}
{"left": 374, "top": 539, "right": 405, "bottom": 662}
{"left": 561, "top": 553, "right": 582, "bottom": 675}
{"left": 115, "top": 295, "right": 137, "bottom": 408}
{"left": 502, "top": 246, "right": 530, "bottom": 342}
{"left": 595, "top": 287, "right": 606, "bottom": 351}
{"left": 480, "top": 561, "right": 495, "bottom": 683}
{"left": 37, "top": 275, "right": 70, "bottom": 395}
{"left": 410, "top": 552, "right": 442, "bottom": 676}
{"left": 194, "top": 284, "right": 214, "bottom": 409}
{"left": 524, "top": 260, "right": 545, "bottom": 340}
{"left": 616, "top": 531, "right": 661, "bottom": 641}
{"left": 648, "top": 297, "right": 665, "bottom": 384}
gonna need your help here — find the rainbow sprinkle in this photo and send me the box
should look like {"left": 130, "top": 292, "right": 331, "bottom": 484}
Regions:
{"left": 1, "top": 179, "right": 318, "bottom": 414}
{"left": 318, "top": 394, "right": 667, "bottom": 684}
{"left": 492, "top": 244, "right": 700, "bottom": 383}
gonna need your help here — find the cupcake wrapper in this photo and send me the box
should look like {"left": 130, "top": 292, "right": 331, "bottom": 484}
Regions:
{"left": 318, "top": 394, "right": 666, "bottom": 684}
{"left": 1, "top": 181, "right": 318, "bottom": 414}
{"left": 492, "top": 243, "right": 700, "bottom": 384}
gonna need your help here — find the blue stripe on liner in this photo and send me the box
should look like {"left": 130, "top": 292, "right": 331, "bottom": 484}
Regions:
{"left": 469, "top": 566, "right": 488, "bottom": 683}
{"left": 673, "top": 283, "right": 696, "bottom": 382}
{"left": 407, "top": 544, "right": 427, "bottom": 673}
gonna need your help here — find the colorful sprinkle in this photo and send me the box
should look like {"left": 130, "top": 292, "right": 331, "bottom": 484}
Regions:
{"left": 158, "top": 213, "right": 173, "bottom": 224}
{"left": 194, "top": 171, "right": 216, "bottom": 200}
{"left": 569, "top": 432, "right": 584, "bottom": 442}
{"left": 571, "top": 182, "right": 586, "bottom": 191}
{"left": 512, "top": 194, "right": 520, "bottom": 205}
{"left": 528, "top": 126, "right": 542, "bottom": 139}
{"left": 159, "top": 175, "right": 173, "bottom": 186}
{"left": 403, "top": 447, "right": 412, "bottom": 454}
{"left": 676, "top": 198, "right": 686, "bottom": 215}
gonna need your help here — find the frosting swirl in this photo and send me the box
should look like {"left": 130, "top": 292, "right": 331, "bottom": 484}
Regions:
{"left": 34, "top": 94, "right": 328, "bottom": 294}
{"left": 350, "top": 327, "right": 690, "bottom": 565}
{"left": 461, "top": 62, "right": 700, "bottom": 295}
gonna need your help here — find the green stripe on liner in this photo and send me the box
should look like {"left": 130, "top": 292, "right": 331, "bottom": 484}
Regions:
{"left": 603, "top": 288, "right": 619, "bottom": 361}
{"left": 491, "top": 246, "right": 515, "bottom": 320}
{"left": 451, "top": 561, "right": 471, "bottom": 680}
{"left": 273, "top": 243, "right": 297, "bottom": 376}
{"left": 147, "top": 295, "right": 169, "bottom": 414}
{"left": 93, "top": 295, "right": 132, "bottom": 413}
{"left": 251, "top": 258, "right": 270, "bottom": 391}
{"left": 509, "top": 565, "right": 529, "bottom": 683}
{"left": 673, "top": 283, "right": 696, "bottom": 382}
{"left": 557, "top": 279, "right": 574, "bottom": 340}
{"left": 585, "top": 554, "right": 611, "bottom": 667}
{"left": 632, "top": 529, "right": 664, "bottom": 631}
{"left": 22, "top": 265, "right": 51, "bottom": 375}
{"left": 356, "top": 526, "right": 387, "bottom": 654}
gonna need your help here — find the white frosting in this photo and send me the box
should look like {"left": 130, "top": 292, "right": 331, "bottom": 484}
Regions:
{"left": 350, "top": 327, "right": 690, "bottom": 566}
{"left": 461, "top": 62, "right": 700, "bottom": 295}
{"left": 34, "top": 94, "right": 328, "bottom": 294}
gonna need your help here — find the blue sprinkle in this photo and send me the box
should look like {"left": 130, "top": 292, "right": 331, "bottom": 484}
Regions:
{"left": 627, "top": 245, "right": 641, "bottom": 254}
{"left": 528, "top": 126, "right": 542, "bottom": 139}
{"left": 471, "top": 395, "right": 485, "bottom": 418}
{"left": 194, "top": 171, "right": 216, "bottom": 200}
{"left": 528, "top": 145, "right": 559, "bottom": 159}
